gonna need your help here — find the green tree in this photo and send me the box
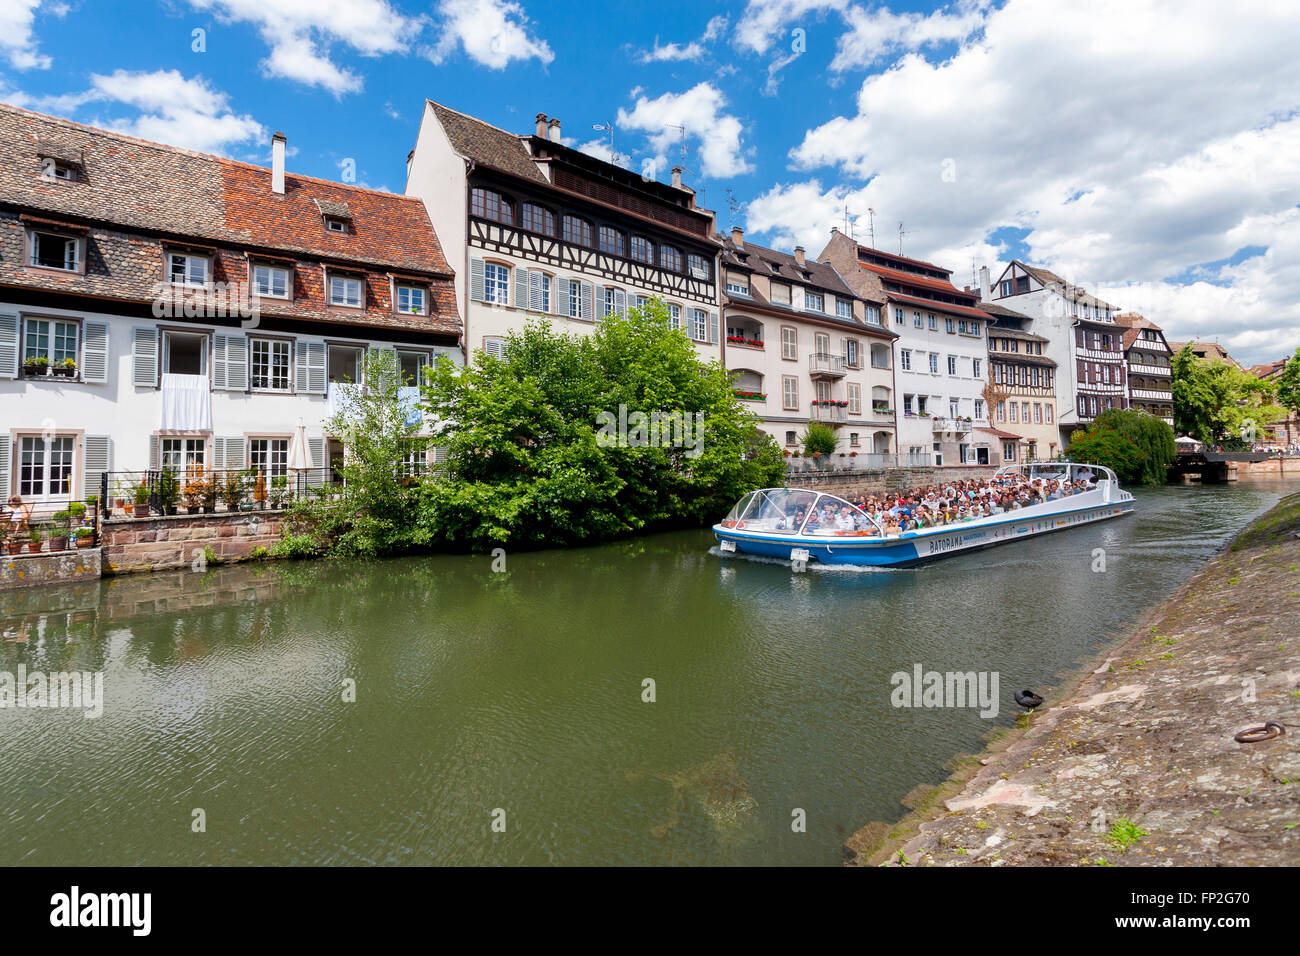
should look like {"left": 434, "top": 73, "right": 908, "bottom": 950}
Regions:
{"left": 417, "top": 302, "right": 784, "bottom": 550}
{"left": 1074, "top": 408, "right": 1175, "bottom": 485}
{"left": 1062, "top": 425, "right": 1146, "bottom": 481}
{"left": 1171, "top": 345, "right": 1283, "bottom": 444}
{"left": 1275, "top": 348, "right": 1300, "bottom": 431}
{"left": 277, "top": 348, "right": 425, "bottom": 557}
{"left": 801, "top": 422, "right": 838, "bottom": 456}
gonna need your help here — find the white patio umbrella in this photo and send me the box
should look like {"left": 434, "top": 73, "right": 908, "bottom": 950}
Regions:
{"left": 287, "top": 418, "right": 315, "bottom": 490}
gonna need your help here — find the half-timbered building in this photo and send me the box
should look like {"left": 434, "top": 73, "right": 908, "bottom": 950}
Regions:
{"left": 979, "top": 299, "right": 1060, "bottom": 462}
{"left": 406, "top": 104, "right": 721, "bottom": 363}
{"left": 1116, "top": 313, "right": 1174, "bottom": 427}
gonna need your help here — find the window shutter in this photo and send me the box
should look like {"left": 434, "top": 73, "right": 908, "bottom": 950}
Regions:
{"left": 556, "top": 278, "right": 570, "bottom": 317}
{"left": 148, "top": 434, "right": 160, "bottom": 471}
{"left": 469, "top": 257, "right": 485, "bottom": 302}
{"left": 709, "top": 311, "right": 719, "bottom": 344}
{"left": 307, "top": 438, "right": 325, "bottom": 487}
{"left": 216, "top": 436, "right": 245, "bottom": 470}
{"left": 482, "top": 338, "right": 505, "bottom": 358}
{"left": 296, "top": 340, "right": 327, "bottom": 394}
{"left": 0, "top": 313, "right": 18, "bottom": 378}
{"left": 0, "top": 435, "right": 9, "bottom": 500}
{"left": 593, "top": 284, "right": 605, "bottom": 320}
{"left": 614, "top": 290, "right": 626, "bottom": 318}
{"left": 81, "top": 321, "right": 109, "bottom": 383}
{"left": 213, "top": 333, "right": 247, "bottom": 391}
{"left": 579, "top": 283, "right": 593, "bottom": 321}
{"left": 513, "top": 267, "right": 529, "bottom": 309}
{"left": 528, "top": 271, "right": 544, "bottom": 312}
{"left": 132, "top": 326, "right": 159, "bottom": 387}
{"left": 83, "top": 435, "right": 111, "bottom": 498}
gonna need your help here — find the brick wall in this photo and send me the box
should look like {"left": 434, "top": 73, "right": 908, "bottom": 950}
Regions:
{"left": 0, "top": 548, "right": 102, "bottom": 591}
{"left": 100, "top": 511, "right": 287, "bottom": 575}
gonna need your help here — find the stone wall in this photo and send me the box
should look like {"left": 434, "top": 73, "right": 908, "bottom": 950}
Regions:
{"left": 100, "top": 510, "right": 287, "bottom": 575}
{"left": 1234, "top": 456, "right": 1300, "bottom": 478}
{"left": 0, "top": 547, "right": 102, "bottom": 591}
{"left": 789, "top": 463, "right": 999, "bottom": 498}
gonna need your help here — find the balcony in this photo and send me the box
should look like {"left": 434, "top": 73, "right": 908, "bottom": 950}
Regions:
{"left": 810, "top": 401, "right": 848, "bottom": 423}
{"left": 866, "top": 406, "right": 896, "bottom": 423}
{"left": 1131, "top": 387, "right": 1173, "bottom": 401}
{"left": 808, "top": 352, "right": 846, "bottom": 378}
{"left": 931, "top": 416, "right": 976, "bottom": 433}
{"left": 1129, "top": 362, "right": 1171, "bottom": 376}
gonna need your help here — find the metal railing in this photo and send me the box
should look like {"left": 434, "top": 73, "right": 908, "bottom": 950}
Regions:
{"left": 0, "top": 497, "right": 99, "bottom": 553}
{"left": 99, "top": 467, "right": 339, "bottom": 519}
{"left": 808, "top": 352, "right": 846, "bottom": 376}
{"left": 810, "top": 401, "right": 848, "bottom": 423}
{"left": 783, "top": 451, "right": 930, "bottom": 473}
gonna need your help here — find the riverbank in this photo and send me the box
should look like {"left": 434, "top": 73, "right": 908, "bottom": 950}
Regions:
{"left": 846, "top": 491, "right": 1300, "bottom": 866}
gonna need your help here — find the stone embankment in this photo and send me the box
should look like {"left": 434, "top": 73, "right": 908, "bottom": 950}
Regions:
{"left": 847, "top": 492, "right": 1300, "bottom": 867}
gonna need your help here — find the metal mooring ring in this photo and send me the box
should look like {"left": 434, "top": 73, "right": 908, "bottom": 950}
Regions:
{"left": 1233, "top": 720, "right": 1286, "bottom": 743}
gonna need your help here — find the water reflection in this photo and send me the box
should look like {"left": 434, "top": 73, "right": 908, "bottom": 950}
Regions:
{"left": 0, "top": 479, "right": 1293, "bottom": 866}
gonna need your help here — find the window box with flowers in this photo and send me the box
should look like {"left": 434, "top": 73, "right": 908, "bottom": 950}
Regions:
{"left": 811, "top": 399, "right": 849, "bottom": 408}
{"left": 726, "top": 335, "right": 764, "bottom": 349}
{"left": 732, "top": 389, "right": 766, "bottom": 401}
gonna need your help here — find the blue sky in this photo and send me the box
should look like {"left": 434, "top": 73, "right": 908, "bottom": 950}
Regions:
{"left": 2, "top": 0, "right": 1298, "bottom": 364}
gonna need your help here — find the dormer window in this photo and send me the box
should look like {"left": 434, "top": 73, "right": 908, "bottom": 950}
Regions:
{"left": 325, "top": 217, "right": 349, "bottom": 234}
{"left": 687, "top": 254, "right": 710, "bottom": 280}
{"left": 395, "top": 284, "right": 426, "bottom": 315}
{"left": 28, "top": 231, "right": 80, "bottom": 271}
{"left": 252, "top": 263, "right": 291, "bottom": 299}
{"left": 315, "top": 198, "right": 354, "bottom": 235}
{"left": 329, "top": 273, "right": 364, "bottom": 308}
{"left": 41, "top": 160, "right": 76, "bottom": 181}
{"left": 169, "top": 252, "right": 209, "bottom": 287}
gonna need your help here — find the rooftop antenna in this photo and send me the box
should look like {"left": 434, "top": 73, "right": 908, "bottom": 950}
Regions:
{"left": 591, "top": 121, "right": 623, "bottom": 166}
{"left": 898, "top": 221, "right": 910, "bottom": 256}
{"left": 724, "top": 188, "right": 746, "bottom": 230}
{"left": 867, "top": 207, "right": 875, "bottom": 249}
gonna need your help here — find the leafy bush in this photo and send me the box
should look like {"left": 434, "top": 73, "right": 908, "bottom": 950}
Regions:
{"left": 1081, "top": 408, "right": 1176, "bottom": 485}
{"left": 1064, "top": 425, "right": 1146, "bottom": 481}
{"left": 800, "top": 422, "right": 838, "bottom": 457}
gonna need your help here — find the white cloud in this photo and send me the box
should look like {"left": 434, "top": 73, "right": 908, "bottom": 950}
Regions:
{"left": 0, "top": 0, "right": 52, "bottom": 69}
{"left": 32, "top": 70, "right": 267, "bottom": 155}
{"left": 831, "top": 0, "right": 989, "bottom": 71}
{"left": 747, "top": 0, "right": 1300, "bottom": 364}
{"left": 734, "top": 0, "right": 848, "bottom": 55}
{"left": 637, "top": 15, "right": 728, "bottom": 63}
{"left": 617, "top": 83, "right": 753, "bottom": 179}
{"left": 427, "top": 0, "right": 554, "bottom": 70}
{"left": 575, "top": 138, "right": 629, "bottom": 169}
{"left": 188, "top": 0, "right": 420, "bottom": 95}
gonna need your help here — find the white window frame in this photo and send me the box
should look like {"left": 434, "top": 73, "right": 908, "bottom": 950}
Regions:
{"left": 169, "top": 252, "right": 210, "bottom": 288}
{"left": 16, "top": 433, "right": 75, "bottom": 501}
{"left": 28, "top": 230, "right": 81, "bottom": 272}
{"left": 900, "top": 349, "right": 911, "bottom": 371}
{"left": 250, "top": 337, "right": 291, "bottom": 392}
{"left": 161, "top": 437, "right": 207, "bottom": 471}
{"left": 252, "top": 264, "right": 291, "bottom": 299}
{"left": 23, "top": 316, "right": 79, "bottom": 369}
{"left": 249, "top": 437, "right": 290, "bottom": 480}
{"left": 782, "top": 375, "right": 798, "bottom": 411}
{"left": 329, "top": 274, "right": 364, "bottom": 309}
{"left": 483, "top": 263, "right": 509, "bottom": 305}
{"left": 396, "top": 285, "right": 426, "bottom": 315}
{"left": 691, "top": 308, "right": 708, "bottom": 342}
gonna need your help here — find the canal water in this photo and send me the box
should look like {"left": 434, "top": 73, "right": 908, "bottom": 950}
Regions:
{"left": 1, "top": 479, "right": 1294, "bottom": 865}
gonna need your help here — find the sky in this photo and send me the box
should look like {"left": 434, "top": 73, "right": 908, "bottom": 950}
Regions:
{"left": 1, "top": 0, "right": 1297, "bottom": 366}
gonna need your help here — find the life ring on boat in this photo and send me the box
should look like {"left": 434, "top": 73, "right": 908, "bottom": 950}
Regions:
{"left": 1234, "top": 720, "right": 1285, "bottom": 743}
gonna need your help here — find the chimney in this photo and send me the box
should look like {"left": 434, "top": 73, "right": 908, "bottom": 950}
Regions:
{"left": 979, "top": 265, "right": 991, "bottom": 300}
{"left": 535, "top": 113, "right": 548, "bottom": 138}
{"left": 731, "top": 226, "right": 743, "bottom": 248}
{"left": 794, "top": 246, "right": 806, "bottom": 266}
{"left": 271, "top": 131, "right": 286, "bottom": 195}
{"left": 548, "top": 118, "right": 562, "bottom": 142}
{"left": 671, "top": 165, "right": 683, "bottom": 188}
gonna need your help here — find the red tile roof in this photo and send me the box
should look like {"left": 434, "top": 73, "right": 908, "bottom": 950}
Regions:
{"left": 859, "top": 260, "right": 974, "bottom": 298}
{"left": 886, "top": 292, "right": 993, "bottom": 321}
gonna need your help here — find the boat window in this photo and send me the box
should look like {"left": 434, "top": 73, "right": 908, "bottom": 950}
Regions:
{"left": 800, "top": 493, "right": 880, "bottom": 536}
{"left": 721, "top": 489, "right": 818, "bottom": 531}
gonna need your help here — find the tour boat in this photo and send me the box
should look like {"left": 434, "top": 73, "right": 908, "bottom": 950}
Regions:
{"left": 712, "top": 462, "right": 1135, "bottom": 568}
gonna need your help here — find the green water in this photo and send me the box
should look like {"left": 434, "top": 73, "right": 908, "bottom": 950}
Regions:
{"left": 0, "top": 479, "right": 1294, "bottom": 865}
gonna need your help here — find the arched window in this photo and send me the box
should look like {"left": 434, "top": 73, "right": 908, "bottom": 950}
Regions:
{"left": 598, "top": 226, "right": 626, "bottom": 257}
{"left": 521, "top": 203, "right": 555, "bottom": 236}
{"left": 470, "top": 188, "right": 512, "bottom": 225}
{"left": 562, "top": 215, "right": 592, "bottom": 247}
{"left": 630, "top": 235, "right": 654, "bottom": 264}
{"left": 660, "top": 246, "right": 683, "bottom": 272}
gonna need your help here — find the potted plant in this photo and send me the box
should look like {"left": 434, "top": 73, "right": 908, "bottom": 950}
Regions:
{"left": 48, "top": 512, "right": 70, "bottom": 551}
{"left": 131, "top": 479, "right": 151, "bottom": 517}
{"left": 23, "top": 355, "right": 49, "bottom": 376}
{"left": 253, "top": 471, "right": 268, "bottom": 510}
{"left": 157, "top": 466, "right": 181, "bottom": 515}
{"left": 270, "top": 475, "right": 289, "bottom": 509}
{"left": 0, "top": 524, "right": 8, "bottom": 556}
{"left": 201, "top": 472, "right": 218, "bottom": 513}
{"left": 182, "top": 465, "right": 205, "bottom": 514}
{"left": 73, "top": 527, "right": 95, "bottom": 549}
{"left": 67, "top": 501, "right": 86, "bottom": 527}
{"left": 221, "top": 471, "right": 245, "bottom": 512}
{"left": 26, "top": 526, "right": 42, "bottom": 553}
{"left": 53, "top": 357, "right": 76, "bottom": 377}
{"left": 84, "top": 496, "right": 98, "bottom": 522}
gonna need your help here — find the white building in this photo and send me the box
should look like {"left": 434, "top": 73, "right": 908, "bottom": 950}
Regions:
{"left": 821, "top": 231, "right": 993, "bottom": 465}
{"left": 0, "top": 105, "right": 461, "bottom": 511}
